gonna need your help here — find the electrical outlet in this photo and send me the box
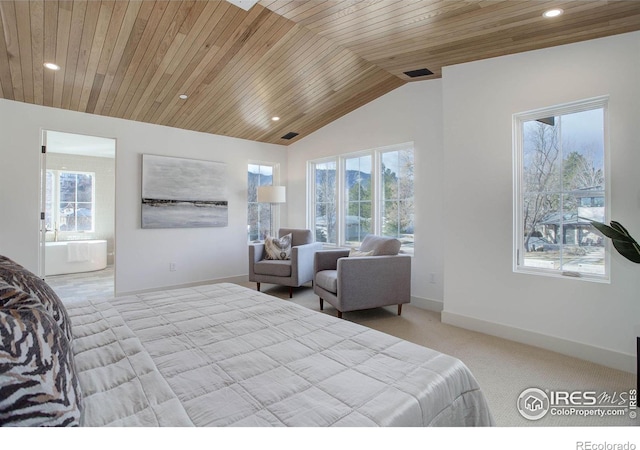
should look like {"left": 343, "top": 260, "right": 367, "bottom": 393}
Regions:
{"left": 429, "top": 273, "right": 436, "bottom": 284}
{"left": 169, "top": 262, "right": 176, "bottom": 272}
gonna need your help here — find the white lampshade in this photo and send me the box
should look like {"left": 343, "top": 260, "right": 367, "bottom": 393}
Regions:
{"left": 257, "top": 186, "right": 286, "bottom": 203}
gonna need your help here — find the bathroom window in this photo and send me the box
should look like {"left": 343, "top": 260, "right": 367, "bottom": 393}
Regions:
{"left": 46, "top": 170, "right": 95, "bottom": 233}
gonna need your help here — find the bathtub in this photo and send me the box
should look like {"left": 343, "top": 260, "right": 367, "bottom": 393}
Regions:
{"left": 45, "top": 240, "right": 108, "bottom": 276}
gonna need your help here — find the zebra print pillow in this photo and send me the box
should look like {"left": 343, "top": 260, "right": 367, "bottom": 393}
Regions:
{"left": 0, "top": 281, "right": 83, "bottom": 426}
{"left": 0, "top": 255, "right": 73, "bottom": 343}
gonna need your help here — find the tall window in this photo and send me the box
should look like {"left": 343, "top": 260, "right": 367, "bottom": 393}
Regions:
{"left": 381, "top": 149, "right": 414, "bottom": 241}
{"left": 514, "top": 97, "right": 608, "bottom": 280}
{"left": 345, "top": 155, "right": 372, "bottom": 246}
{"left": 313, "top": 160, "right": 337, "bottom": 244}
{"left": 248, "top": 163, "right": 274, "bottom": 241}
{"left": 309, "top": 143, "right": 414, "bottom": 251}
{"left": 46, "top": 170, "right": 95, "bottom": 233}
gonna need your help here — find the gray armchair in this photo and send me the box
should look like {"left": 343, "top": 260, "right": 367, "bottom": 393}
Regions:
{"left": 313, "top": 235, "right": 411, "bottom": 318}
{"left": 249, "top": 228, "right": 322, "bottom": 298}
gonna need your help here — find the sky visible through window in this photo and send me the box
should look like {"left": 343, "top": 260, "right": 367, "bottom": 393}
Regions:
{"left": 519, "top": 103, "right": 606, "bottom": 278}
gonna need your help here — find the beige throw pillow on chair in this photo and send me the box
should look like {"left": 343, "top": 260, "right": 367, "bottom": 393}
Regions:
{"left": 349, "top": 248, "right": 374, "bottom": 257}
{"left": 264, "top": 233, "right": 292, "bottom": 260}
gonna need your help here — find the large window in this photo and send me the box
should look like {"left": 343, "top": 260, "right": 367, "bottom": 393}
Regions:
{"left": 381, "top": 149, "right": 414, "bottom": 241}
{"left": 514, "top": 97, "right": 608, "bottom": 280}
{"left": 345, "top": 155, "right": 372, "bottom": 246}
{"left": 313, "top": 160, "right": 337, "bottom": 244}
{"left": 309, "top": 143, "right": 414, "bottom": 251}
{"left": 247, "top": 163, "right": 274, "bottom": 241}
{"left": 46, "top": 170, "right": 95, "bottom": 233}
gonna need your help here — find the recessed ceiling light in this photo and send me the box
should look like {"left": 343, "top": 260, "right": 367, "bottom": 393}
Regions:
{"left": 179, "top": 94, "right": 188, "bottom": 100}
{"left": 543, "top": 8, "right": 563, "bottom": 18}
{"left": 271, "top": 116, "right": 280, "bottom": 121}
{"left": 44, "top": 62, "right": 60, "bottom": 71}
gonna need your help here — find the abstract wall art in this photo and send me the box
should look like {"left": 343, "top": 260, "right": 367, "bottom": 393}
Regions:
{"left": 142, "top": 154, "right": 228, "bottom": 228}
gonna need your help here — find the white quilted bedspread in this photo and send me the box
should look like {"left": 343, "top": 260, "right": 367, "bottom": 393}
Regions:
{"left": 66, "top": 283, "right": 494, "bottom": 427}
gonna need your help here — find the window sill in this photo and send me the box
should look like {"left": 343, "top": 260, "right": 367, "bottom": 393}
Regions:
{"left": 514, "top": 266, "right": 610, "bottom": 284}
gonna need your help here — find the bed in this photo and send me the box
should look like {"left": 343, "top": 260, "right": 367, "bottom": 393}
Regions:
{"left": 0, "top": 255, "right": 494, "bottom": 427}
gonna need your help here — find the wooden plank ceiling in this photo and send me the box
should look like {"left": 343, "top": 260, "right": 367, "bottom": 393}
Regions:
{"left": 1, "top": 1, "right": 639, "bottom": 145}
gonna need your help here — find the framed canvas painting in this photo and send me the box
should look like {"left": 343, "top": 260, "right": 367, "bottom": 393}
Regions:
{"left": 142, "top": 154, "right": 228, "bottom": 228}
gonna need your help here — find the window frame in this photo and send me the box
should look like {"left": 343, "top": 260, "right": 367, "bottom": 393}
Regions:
{"left": 247, "top": 161, "right": 279, "bottom": 241}
{"left": 308, "top": 157, "right": 339, "bottom": 245}
{"left": 379, "top": 146, "right": 415, "bottom": 245}
{"left": 46, "top": 169, "right": 96, "bottom": 234}
{"left": 513, "top": 96, "right": 610, "bottom": 282}
{"left": 308, "top": 143, "right": 414, "bottom": 253}
{"left": 343, "top": 151, "right": 374, "bottom": 247}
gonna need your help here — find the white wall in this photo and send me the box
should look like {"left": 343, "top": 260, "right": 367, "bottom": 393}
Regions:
{"left": 442, "top": 32, "right": 640, "bottom": 372}
{"left": 0, "top": 100, "right": 287, "bottom": 294}
{"left": 287, "top": 81, "right": 445, "bottom": 309}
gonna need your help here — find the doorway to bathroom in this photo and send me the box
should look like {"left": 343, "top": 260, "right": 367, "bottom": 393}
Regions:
{"left": 40, "top": 130, "right": 116, "bottom": 302}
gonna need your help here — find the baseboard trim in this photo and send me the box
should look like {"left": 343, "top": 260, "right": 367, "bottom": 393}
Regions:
{"left": 410, "top": 295, "right": 443, "bottom": 313}
{"left": 442, "top": 310, "right": 635, "bottom": 374}
{"left": 117, "top": 274, "right": 249, "bottom": 297}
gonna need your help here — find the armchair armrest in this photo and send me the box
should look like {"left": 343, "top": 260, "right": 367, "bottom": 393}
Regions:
{"left": 249, "top": 243, "right": 265, "bottom": 263}
{"left": 292, "top": 242, "right": 323, "bottom": 260}
{"left": 291, "top": 242, "right": 323, "bottom": 285}
{"left": 248, "top": 243, "right": 265, "bottom": 281}
{"left": 314, "top": 249, "right": 350, "bottom": 273}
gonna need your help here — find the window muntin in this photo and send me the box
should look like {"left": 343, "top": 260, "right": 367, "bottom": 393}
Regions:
{"left": 515, "top": 98, "right": 608, "bottom": 280}
{"left": 309, "top": 144, "right": 414, "bottom": 252}
{"left": 248, "top": 163, "right": 274, "bottom": 241}
{"left": 46, "top": 170, "right": 95, "bottom": 233}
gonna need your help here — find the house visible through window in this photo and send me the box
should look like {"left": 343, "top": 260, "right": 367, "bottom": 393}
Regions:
{"left": 514, "top": 97, "right": 608, "bottom": 280}
{"left": 247, "top": 163, "right": 274, "bottom": 241}
{"left": 46, "top": 170, "right": 95, "bottom": 233}
{"left": 309, "top": 143, "right": 414, "bottom": 252}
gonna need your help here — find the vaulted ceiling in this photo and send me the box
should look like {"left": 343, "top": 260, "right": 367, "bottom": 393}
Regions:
{"left": 1, "top": 0, "right": 639, "bottom": 145}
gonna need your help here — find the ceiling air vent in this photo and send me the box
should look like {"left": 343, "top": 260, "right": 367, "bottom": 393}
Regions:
{"left": 403, "top": 68, "right": 434, "bottom": 78}
{"left": 281, "top": 132, "right": 299, "bottom": 140}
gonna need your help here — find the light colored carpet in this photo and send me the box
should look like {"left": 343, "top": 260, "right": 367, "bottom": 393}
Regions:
{"left": 48, "top": 268, "right": 637, "bottom": 427}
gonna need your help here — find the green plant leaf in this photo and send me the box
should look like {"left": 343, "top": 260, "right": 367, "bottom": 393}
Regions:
{"left": 611, "top": 240, "right": 640, "bottom": 264}
{"left": 580, "top": 218, "right": 640, "bottom": 264}
{"left": 584, "top": 219, "right": 634, "bottom": 242}
{"left": 610, "top": 221, "right": 638, "bottom": 243}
